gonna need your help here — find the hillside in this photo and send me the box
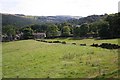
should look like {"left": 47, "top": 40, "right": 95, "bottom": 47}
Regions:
{"left": 68, "top": 14, "right": 108, "bottom": 25}
{"left": 2, "top": 13, "right": 81, "bottom": 27}
{"left": 25, "top": 15, "right": 81, "bottom": 23}
{"left": 33, "top": 16, "right": 81, "bottom": 23}
{"left": 2, "top": 13, "right": 106, "bottom": 27}
{"left": 2, "top": 13, "right": 39, "bottom": 27}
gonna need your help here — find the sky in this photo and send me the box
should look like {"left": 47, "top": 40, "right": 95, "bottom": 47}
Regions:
{"left": 0, "top": 0, "right": 119, "bottom": 17}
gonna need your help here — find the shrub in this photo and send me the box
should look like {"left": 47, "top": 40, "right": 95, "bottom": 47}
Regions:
{"left": 48, "top": 41, "right": 52, "bottom": 43}
{"left": 53, "top": 41, "right": 61, "bottom": 43}
{"left": 36, "top": 40, "right": 41, "bottom": 41}
{"left": 72, "top": 43, "right": 76, "bottom": 45}
{"left": 99, "top": 43, "right": 120, "bottom": 49}
{"left": 80, "top": 44, "right": 86, "bottom": 46}
{"left": 61, "top": 41, "right": 66, "bottom": 44}
{"left": 91, "top": 43, "right": 99, "bottom": 47}
{"left": 40, "top": 40, "right": 45, "bottom": 42}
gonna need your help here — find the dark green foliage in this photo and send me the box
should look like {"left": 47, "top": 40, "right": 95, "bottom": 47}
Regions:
{"left": 46, "top": 24, "right": 59, "bottom": 37}
{"left": 30, "top": 24, "right": 47, "bottom": 33}
{"left": 61, "top": 41, "right": 66, "bottom": 44}
{"left": 73, "top": 27, "right": 80, "bottom": 37}
{"left": 89, "top": 23, "right": 98, "bottom": 35}
{"left": 89, "top": 13, "right": 120, "bottom": 39}
{"left": 53, "top": 41, "right": 61, "bottom": 43}
{"left": 72, "top": 43, "right": 76, "bottom": 45}
{"left": 97, "top": 21, "right": 110, "bottom": 38}
{"left": 73, "top": 23, "right": 89, "bottom": 37}
{"left": 80, "top": 44, "right": 86, "bottom": 46}
{"left": 105, "top": 13, "right": 120, "bottom": 38}
{"left": 2, "top": 25, "right": 17, "bottom": 41}
{"left": 62, "top": 26, "right": 71, "bottom": 36}
{"left": 21, "top": 27, "right": 33, "bottom": 39}
{"left": 91, "top": 43, "right": 120, "bottom": 49}
{"left": 79, "top": 23, "right": 89, "bottom": 37}
{"left": 48, "top": 41, "right": 53, "bottom": 43}
{"left": 91, "top": 43, "right": 99, "bottom": 47}
{"left": 2, "top": 25, "right": 16, "bottom": 36}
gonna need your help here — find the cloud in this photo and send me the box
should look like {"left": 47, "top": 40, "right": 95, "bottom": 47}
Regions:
{"left": 0, "top": 0, "right": 119, "bottom": 16}
{"left": 0, "top": 0, "right": 24, "bottom": 13}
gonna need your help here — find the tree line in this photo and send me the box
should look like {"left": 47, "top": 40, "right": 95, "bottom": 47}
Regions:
{"left": 2, "top": 13, "right": 120, "bottom": 41}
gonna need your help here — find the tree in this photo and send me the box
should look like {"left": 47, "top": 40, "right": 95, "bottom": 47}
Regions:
{"left": 46, "top": 24, "right": 59, "bottom": 37}
{"left": 30, "top": 24, "right": 47, "bottom": 33}
{"left": 22, "top": 27, "right": 33, "bottom": 39}
{"left": 106, "top": 13, "right": 120, "bottom": 38}
{"left": 62, "top": 26, "right": 71, "bottom": 36}
{"left": 2, "top": 25, "right": 16, "bottom": 41}
{"left": 73, "top": 27, "right": 80, "bottom": 37}
{"left": 2, "top": 25, "right": 16, "bottom": 36}
{"left": 89, "top": 23, "right": 98, "bottom": 34}
{"left": 89, "top": 20, "right": 111, "bottom": 38}
{"left": 79, "top": 23, "right": 89, "bottom": 37}
{"left": 97, "top": 21, "right": 110, "bottom": 38}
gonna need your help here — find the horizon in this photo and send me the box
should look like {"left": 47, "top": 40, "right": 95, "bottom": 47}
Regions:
{"left": 1, "top": 12, "right": 116, "bottom": 17}
{"left": 0, "top": 0, "right": 119, "bottom": 17}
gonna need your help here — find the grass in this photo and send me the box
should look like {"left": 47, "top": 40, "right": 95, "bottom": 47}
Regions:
{"left": 46, "top": 38, "right": 119, "bottom": 46}
{"left": 2, "top": 38, "right": 119, "bottom": 78}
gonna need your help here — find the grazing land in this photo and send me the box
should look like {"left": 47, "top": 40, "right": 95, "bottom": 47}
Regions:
{"left": 2, "top": 38, "right": 119, "bottom": 78}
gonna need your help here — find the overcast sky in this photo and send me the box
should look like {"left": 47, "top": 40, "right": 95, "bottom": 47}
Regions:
{"left": 0, "top": 0, "right": 119, "bottom": 17}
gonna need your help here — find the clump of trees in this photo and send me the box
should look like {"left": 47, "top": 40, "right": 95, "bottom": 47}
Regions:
{"left": 46, "top": 24, "right": 59, "bottom": 37}
{"left": 2, "top": 25, "right": 17, "bottom": 41}
{"left": 89, "top": 13, "right": 120, "bottom": 39}
{"left": 21, "top": 27, "right": 33, "bottom": 39}
{"left": 105, "top": 13, "right": 120, "bottom": 38}
{"left": 89, "top": 20, "right": 110, "bottom": 38}
{"left": 73, "top": 23, "right": 89, "bottom": 37}
{"left": 62, "top": 26, "right": 71, "bottom": 37}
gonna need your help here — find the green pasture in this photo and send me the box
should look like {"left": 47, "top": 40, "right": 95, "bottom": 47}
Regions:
{"left": 2, "top": 38, "right": 119, "bottom": 78}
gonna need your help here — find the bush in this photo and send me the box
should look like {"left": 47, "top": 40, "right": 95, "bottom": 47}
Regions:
{"left": 36, "top": 40, "right": 41, "bottom": 41}
{"left": 40, "top": 40, "right": 45, "bottom": 42}
{"left": 53, "top": 41, "right": 61, "bottom": 43}
{"left": 48, "top": 41, "right": 53, "bottom": 43}
{"left": 61, "top": 41, "right": 66, "bottom": 44}
{"left": 91, "top": 43, "right": 99, "bottom": 47}
{"left": 80, "top": 44, "right": 86, "bottom": 46}
{"left": 43, "top": 40, "right": 47, "bottom": 43}
{"left": 91, "top": 43, "right": 120, "bottom": 49}
{"left": 72, "top": 43, "right": 76, "bottom": 45}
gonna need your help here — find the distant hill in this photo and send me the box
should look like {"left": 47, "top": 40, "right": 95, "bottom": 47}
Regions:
{"left": 22, "top": 15, "right": 82, "bottom": 23}
{"left": 2, "top": 13, "right": 107, "bottom": 27}
{"left": 34, "top": 16, "right": 82, "bottom": 23}
{"left": 2, "top": 13, "right": 82, "bottom": 27}
{"left": 2, "top": 13, "right": 40, "bottom": 27}
{"left": 67, "top": 14, "right": 108, "bottom": 25}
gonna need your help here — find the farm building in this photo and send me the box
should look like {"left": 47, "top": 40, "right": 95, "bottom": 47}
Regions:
{"left": 33, "top": 33, "right": 46, "bottom": 39}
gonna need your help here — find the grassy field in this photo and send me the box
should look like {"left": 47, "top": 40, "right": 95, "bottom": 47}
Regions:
{"left": 2, "top": 38, "right": 119, "bottom": 78}
{"left": 46, "top": 38, "right": 119, "bottom": 45}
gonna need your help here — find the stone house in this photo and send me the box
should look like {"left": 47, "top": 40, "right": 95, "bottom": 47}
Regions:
{"left": 33, "top": 33, "right": 46, "bottom": 39}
